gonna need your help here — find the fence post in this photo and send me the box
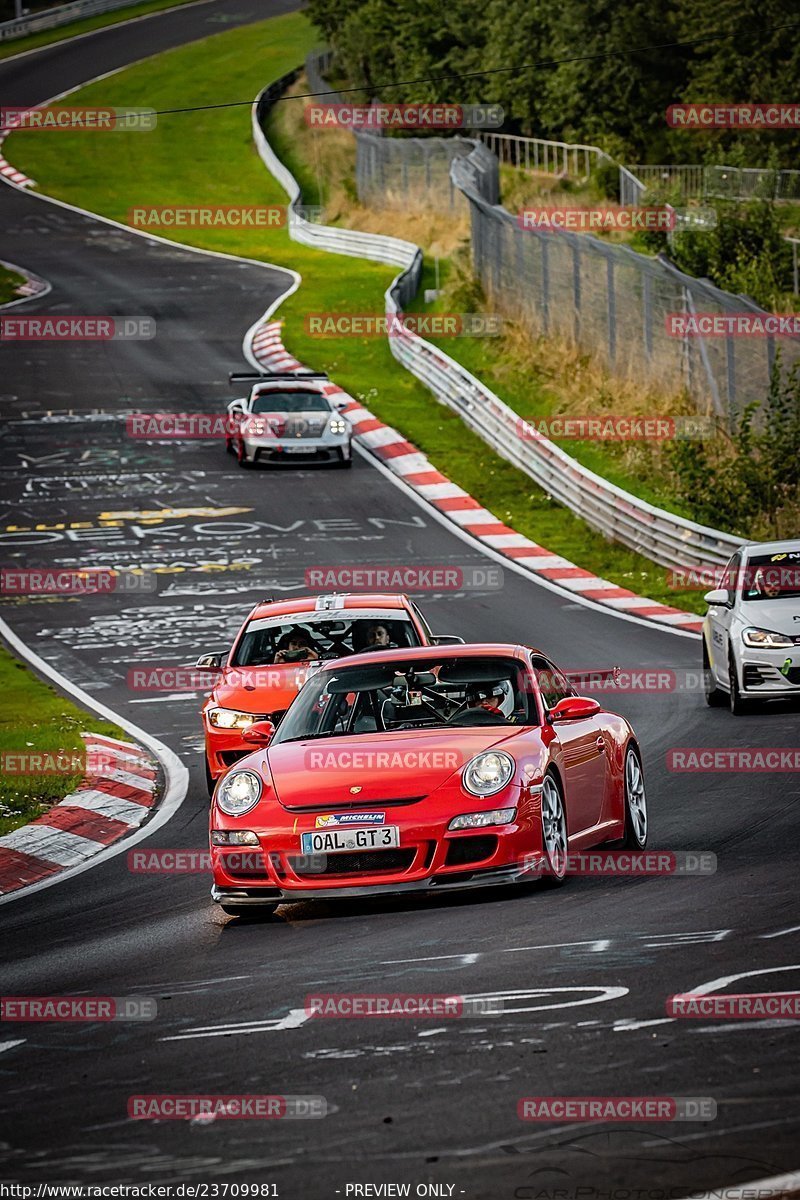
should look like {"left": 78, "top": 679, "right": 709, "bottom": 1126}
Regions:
{"left": 642, "top": 270, "right": 652, "bottom": 361}
{"left": 606, "top": 255, "right": 616, "bottom": 363}
{"left": 572, "top": 241, "right": 581, "bottom": 343}
{"left": 541, "top": 234, "right": 550, "bottom": 333}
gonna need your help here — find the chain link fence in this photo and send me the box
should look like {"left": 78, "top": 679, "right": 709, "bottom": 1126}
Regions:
{"left": 452, "top": 151, "right": 800, "bottom": 429}
{"left": 305, "top": 49, "right": 800, "bottom": 426}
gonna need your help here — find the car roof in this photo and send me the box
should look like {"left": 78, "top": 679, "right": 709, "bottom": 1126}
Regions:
{"left": 316, "top": 642, "right": 531, "bottom": 671}
{"left": 248, "top": 594, "right": 413, "bottom": 621}
{"left": 741, "top": 539, "right": 800, "bottom": 559}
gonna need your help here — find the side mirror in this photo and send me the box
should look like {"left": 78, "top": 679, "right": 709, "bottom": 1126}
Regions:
{"left": 242, "top": 720, "right": 276, "bottom": 746}
{"left": 703, "top": 588, "right": 730, "bottom": 607}
{"left": 431, "top": 634, "right": 465, "bottom": 645}
{"left": 196, "top": 653, "right": 223, "bottom": 671}
{"left": 333, "top": 398, "right": 349, "bottom": 411}
{"left": 549, "top": 696, "right": 601, "bottom": 722}
{"left": 227, "top": 399, "right": 246, "bottom": 414}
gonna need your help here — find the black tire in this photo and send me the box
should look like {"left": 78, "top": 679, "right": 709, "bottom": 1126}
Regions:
{"left": 703, "top": 640, "right": 726, "bottom": 707}
{"left": 236, "top": 440, "right": 251, "bottom": 469}
{"left": 219, "top": 903, "right": 277, "bottom": 919}
{"left": 336, "top": 446, "right": 353, "bottom": 469}
{"left": 728, "top": 652, "right": 750, "bottom": 715}
{"left": 205, "top": 756, "right": 215, "bottom": 798}
{"left": 620, "top": 744, "right": 648, "bottom": 849}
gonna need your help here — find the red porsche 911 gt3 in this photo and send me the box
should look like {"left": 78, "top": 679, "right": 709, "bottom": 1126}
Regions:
{"left": 209, "top": 643, "right": 647, "bottom": 915}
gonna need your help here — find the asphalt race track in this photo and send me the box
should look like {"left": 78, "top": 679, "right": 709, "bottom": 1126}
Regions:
{"left": 1, "top": 8, "right": 799, "bottom": 1197}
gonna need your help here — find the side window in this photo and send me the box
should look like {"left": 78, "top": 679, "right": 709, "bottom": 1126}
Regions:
{"left": 531, "top": 657, "right": 574, "bottom": 712}
{"left": 719, "top": 552, "right": 741, "bottom": 605}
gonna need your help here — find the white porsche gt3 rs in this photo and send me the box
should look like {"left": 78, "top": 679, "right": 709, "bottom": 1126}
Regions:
{"left": 703, "top": 539, "right": 800, "bottom": 714}
{"left": 226, "top": 372, "right": 352, "bottom": 469}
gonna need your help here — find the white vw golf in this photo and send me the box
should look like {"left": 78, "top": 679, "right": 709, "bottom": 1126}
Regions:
{"left": 703, "top": 539, "right": 800, "bottom": 714}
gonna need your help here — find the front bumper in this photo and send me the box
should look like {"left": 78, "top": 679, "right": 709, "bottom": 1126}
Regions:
{"left": 212, "top": 862, "right": 531, "bottom": 904}
{"left": 210, "top": 797, "right": 539, "bottom": 903}
{"left": 738, "top": 647, "right": 800, "bottom": 698}
{"left": 243, "top": 434, "right": 351, "bottom": 463}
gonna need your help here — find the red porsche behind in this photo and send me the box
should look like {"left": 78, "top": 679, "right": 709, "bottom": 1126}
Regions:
{"left": 198, "top": 592, "right": 448, "bottom": 793}
{"left": 209, "top": 643, "right": 647, "bottom": 915}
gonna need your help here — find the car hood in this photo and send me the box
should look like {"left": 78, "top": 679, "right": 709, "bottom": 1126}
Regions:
{"left": 265, "top": 727, "right": 525, "bottom": 810}
{"left": 209, "top": 664, "right": 314, "bottom": 716}
{"left": 739, "top": 599, "right": 800, "bottom": 638}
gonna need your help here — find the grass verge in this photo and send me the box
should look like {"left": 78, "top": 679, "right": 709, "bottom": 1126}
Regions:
{"left": 0, "top": 0, "right": 201, "bottom": 61}
{"left": 0, "top": 644, "right": 129, "bottom": 836}
{"left": 0, "top": 264, "right": 25, "bottom": 304}
{"left": 6, "top": 11, "right": 709, "bottom": 614}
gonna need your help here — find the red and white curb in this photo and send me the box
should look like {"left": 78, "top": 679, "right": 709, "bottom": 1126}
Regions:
{"left": 248, "top": 319, "right": 703, "bottom": 635}
{"left": 0, "top": 131, "right": 36, "bottom": 188}
{"left": 0, "top": 733, "right": 159, "bottom": 896}
{"left": 0, "top": 257, "right": 50, "bottom": 308}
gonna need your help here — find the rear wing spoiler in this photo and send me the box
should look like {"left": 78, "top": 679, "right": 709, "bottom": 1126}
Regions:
{"left": 229, "top": 371, "right": 328, "bottom": 385}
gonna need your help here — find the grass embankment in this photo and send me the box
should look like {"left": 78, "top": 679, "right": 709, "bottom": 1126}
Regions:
{"left": 0, "top": 0, "right": 201, "bottom": 61}
{"left": 0, "top": 645, "right": 128, "bottom": 835}
{"left": 0, "top": 264, "right": 25, "bottom": 304}
{"left": 6, "top": 12, "right": 709, "bottom": 613}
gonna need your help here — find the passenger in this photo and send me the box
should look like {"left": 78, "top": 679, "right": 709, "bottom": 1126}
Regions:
{"left": 274, "top": 630, "right": 320, "bottom": 663}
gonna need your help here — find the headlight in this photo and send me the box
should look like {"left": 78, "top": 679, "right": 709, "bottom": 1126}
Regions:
{"left": 449, "top": 808, "right": 516, "bottom": 830}
{"left": 742, "top": 627, "right": 794, "bottom": 648}
{"left": 462, "top": 751, "right": 515, "bottom": 796}
{"left": 216, "top": 771, "right": 262, "bottom": 816}
{"left": 329, "top": 418, "right": 347, "bottom": 435}
{"left": 207, "top": 707, "right": 257, "bottom": 730}
{"left": 211, "top": 829, "right": 260, "bottom": 845}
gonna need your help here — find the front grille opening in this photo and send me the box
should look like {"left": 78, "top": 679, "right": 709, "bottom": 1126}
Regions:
{"left": 445, "top": 835, "right": 498, "bottom": 867}
{"left": 219, "top": 749, "right": 252, "bottom": 767}
{"left": 289, "top": 849, "right": 415, "bottom": 877}
{"left": 282, "top": 796, "right": 424, "bottom": 813}
{"left": 218, "top": 852, "right": 268, "bottom": 880}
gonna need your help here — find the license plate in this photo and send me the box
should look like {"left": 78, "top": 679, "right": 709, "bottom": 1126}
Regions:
{"left": 301, "top": 826, "right": 400, "bottom": 854}
{"left": 284, "top": 445, "right": 311, "bottom": 454}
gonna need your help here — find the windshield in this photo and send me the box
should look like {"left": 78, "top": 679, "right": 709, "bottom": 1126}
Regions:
{"left": 273, "top": 655, "right": 536, "bottom": 743}
{"left": 251, "top": 391, "right": 330, "bottom": 414}
{"left": 741, "top": 552, "right": 800, "bottom": 602}
{"left": 232, "top": 612, "right": 421, "bottom": 666}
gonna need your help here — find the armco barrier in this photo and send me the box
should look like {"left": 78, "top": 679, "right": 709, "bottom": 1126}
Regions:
{"left": 0, "top": 0, "right": 143, "bottom": 40}
{"left": 252, "top": 75, "right": 741, "bottom": 572}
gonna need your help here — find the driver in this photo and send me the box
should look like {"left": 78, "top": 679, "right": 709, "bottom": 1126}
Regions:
{"left": 465, "top": 681, "right": 515, "bottom": 718}
{"left": 364, "top": 623, "right": 396, "bottom": 650}
{"left": 751, "top": 567, "right": 783, "bottom": 600}
{"left": 274, "top": 629, "right": 320, "bottom": 663}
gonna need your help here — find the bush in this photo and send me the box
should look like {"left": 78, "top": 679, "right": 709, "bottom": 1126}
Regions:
{"left": 666, "top": 354, "right": 800, "bottom": 537}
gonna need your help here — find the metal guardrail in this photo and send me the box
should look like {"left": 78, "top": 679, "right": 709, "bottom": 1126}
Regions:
{"left": 253, "top": 70, "right": 742, "bottom": 570}
{"left": 0, "top": 0, "right": 142, "bottom": 40}
{"left": 479, "top": 133, "right": 610, "bottom": 182}
{"left": 630, "top": 163, "right": 800, "bottom": 203}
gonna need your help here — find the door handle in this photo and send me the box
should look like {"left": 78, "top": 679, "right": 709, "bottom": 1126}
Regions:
{"left": 596, "top": 737, "right": 606, "bottom": 753}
